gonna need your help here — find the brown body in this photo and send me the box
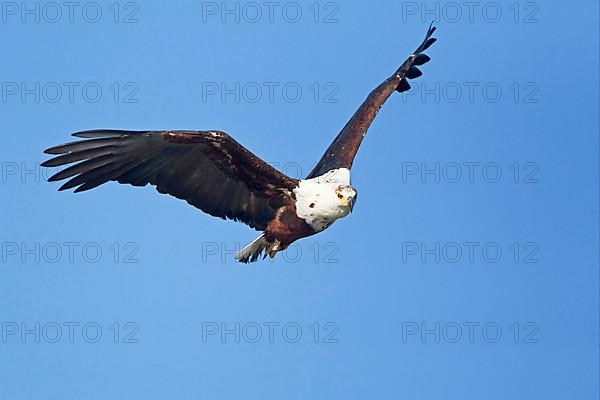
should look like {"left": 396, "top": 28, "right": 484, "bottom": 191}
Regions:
{"left": 264, "top": 203, "right": 316, "bottom": 255}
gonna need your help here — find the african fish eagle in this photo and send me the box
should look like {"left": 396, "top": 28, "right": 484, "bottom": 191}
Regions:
{"left": 42, "top": 25, "right": 437, "bottom": 263}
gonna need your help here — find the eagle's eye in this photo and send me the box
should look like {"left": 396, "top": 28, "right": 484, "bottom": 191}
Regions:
{"left": 337, "top": 193, "right": 344, "bottom": 199}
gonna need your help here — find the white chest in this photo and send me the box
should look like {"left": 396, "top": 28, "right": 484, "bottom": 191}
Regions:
{"left": 293, "top": 168, "right": 352, "bottom": 231}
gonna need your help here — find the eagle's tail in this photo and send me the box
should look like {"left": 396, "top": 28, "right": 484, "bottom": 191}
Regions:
{"left": 235, "top": 234, "right": 270, "bottom": 263}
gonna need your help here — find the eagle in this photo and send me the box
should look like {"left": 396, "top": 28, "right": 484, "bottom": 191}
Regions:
{"left": 42, "top": 25, "right": 437, "bottom": 263}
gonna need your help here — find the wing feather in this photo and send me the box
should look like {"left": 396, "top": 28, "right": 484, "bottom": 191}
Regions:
{"left": 43, "top": 130, "right": 298, "bottom": 230}
{"left": 307, "top": 24, "right": 437, "bottom": 178}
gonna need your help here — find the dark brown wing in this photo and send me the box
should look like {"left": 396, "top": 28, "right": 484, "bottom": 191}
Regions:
{"left": 307, "top": 24, "right": 437, "bottom": 178}
{"left": 42, "top": 130, "right": 299, "bottom": 230}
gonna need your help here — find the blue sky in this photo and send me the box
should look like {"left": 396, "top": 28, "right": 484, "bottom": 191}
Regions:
{"left": 0, "top": 1, "right": 598, "bottom": 399}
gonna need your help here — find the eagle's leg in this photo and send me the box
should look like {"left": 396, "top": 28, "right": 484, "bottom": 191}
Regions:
{"left": 236, "top": 205, "right": 316, "bottom": 263}
{"left": 267, "top": 239, "right": 284, "bottom": 258}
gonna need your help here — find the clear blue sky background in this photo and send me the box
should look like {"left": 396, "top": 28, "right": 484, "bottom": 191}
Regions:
{"left": 1, "top": 1, "right": 598, "bottom": 399}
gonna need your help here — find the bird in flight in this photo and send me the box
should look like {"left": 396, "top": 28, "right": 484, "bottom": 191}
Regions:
{"left": 43, "top": 25, "right": 437, "bottom": 263}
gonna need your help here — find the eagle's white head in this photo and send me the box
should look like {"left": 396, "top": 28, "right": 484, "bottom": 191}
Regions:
{"left": 335, "top": 184, "right": 357, "bottom": 213}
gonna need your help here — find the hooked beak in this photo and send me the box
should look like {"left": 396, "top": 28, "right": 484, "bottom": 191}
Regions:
{"left": 348, "top": 197, "right": 355, "bottom": 213}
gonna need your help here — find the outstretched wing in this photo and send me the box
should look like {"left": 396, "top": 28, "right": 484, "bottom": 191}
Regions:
{"left": 307, "top": 24, "right": 437, "bottom": 178}
{"left": 43, "top": 130, "right": 299, "bottom": 230}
